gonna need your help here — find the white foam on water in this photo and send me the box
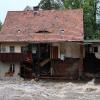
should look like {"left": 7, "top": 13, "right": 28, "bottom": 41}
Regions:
{"left": 0, "top": 79, "right": 100, "bottom": 100}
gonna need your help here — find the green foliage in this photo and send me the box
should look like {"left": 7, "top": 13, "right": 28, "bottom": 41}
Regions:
{"left": 38, "top": 0, "right": 99, "bottom": 40}
{"left": 38, "top": 0, "right": 63, "bottom": 10}
{"left": 83, "top": 0, "right": 96, "bottom": 39}
{"left": 64, "top": 0, "right": 82, "bottom": 9}
{"left": 64, "top": 0, "right": 96, "bottom": 40}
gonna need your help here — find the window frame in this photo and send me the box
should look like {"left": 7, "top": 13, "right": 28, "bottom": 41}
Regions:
{"left": 1, "top": 45, "right": 6, "bottom": 53}
{"left": 21, "top": 46, "right": 26, "bottom": 53}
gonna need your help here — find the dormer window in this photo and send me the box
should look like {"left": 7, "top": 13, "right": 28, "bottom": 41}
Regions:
{"left": 60, "top": 29, "right": 64, "bottom": 33}
{"left": 35, "top": 30, "right": 51, "bottom": 33}
{"left": 17, "top": 30, "right": 21, "bottom": 33}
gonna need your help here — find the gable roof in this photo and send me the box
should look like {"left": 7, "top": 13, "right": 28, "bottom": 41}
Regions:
{"left": 0, "top": 9, "right": 83, "bottom": 42}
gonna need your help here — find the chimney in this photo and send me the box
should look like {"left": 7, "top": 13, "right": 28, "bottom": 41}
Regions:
{"left": 33, "top": 6, "right": 39, "bottom": 11}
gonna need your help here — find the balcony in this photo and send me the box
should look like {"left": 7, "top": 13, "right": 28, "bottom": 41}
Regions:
{"left": 0, "top": 53, "right": 27, "bottom": 62}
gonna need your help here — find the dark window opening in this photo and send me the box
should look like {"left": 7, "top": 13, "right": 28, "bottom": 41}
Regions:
{"left": 35, "top": 30, "right": 51, "bottom": 33}
{"left": 60, "top": 29, "right": 64, "bottom": 33}
{"left": 94, "top": 47, "right": 98, "bottom": 52}
{"left": 17, "top": 29, "right": 21, "bottom": 33}
{"left": 21, "top": 46, "right": 26, "bottom": 53}
{"left": 10, "top": 46, "right": 15, "bottom": 53}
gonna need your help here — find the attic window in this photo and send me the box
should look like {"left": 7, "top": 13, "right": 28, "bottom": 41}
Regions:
{"left": 60, "top": 29, "right": 64, "bottom": 33}
{"left": 35, "top": 30, "right": 51, "bottom": 33}
{"left": 17, "top": 30, "right": 21, "bottom": 33}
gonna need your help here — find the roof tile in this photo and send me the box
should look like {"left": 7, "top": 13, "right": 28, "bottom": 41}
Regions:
{"left": 0, "top": 9, "right": 83, "bottom": 42}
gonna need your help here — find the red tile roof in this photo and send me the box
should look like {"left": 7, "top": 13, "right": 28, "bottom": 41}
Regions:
{"left": 0, "top": 9, "right": 83, "bottom": 42}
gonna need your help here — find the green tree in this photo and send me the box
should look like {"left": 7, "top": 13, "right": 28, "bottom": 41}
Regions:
{"left": 83, "top": 0, "right": 96, "bottom": 39}
{"left": 63, "top": 0, "right": 97, "bottom": 39}
{"left": 38, "top": 0, "right": 63, "bottom": 10}
{"left": 38, "top": 0, "right": 98, "bottom": 39}
{"left": 64, "top": 0, "right": 82, "bottom": 9}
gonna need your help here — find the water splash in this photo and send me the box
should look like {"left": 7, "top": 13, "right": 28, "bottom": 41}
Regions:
{"left": 87, "top": 79, "right": 95, "bottom": 85}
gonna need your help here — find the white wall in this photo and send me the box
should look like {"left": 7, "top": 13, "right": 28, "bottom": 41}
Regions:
{"left": 60, "top": 42, "right": 81, "bottom": 58}
{"left": 0, "top": 43, "right": 27, "bottom": 53}
{"left": 52, "top": 42, "right": 81, "bottom": 59}
{"left": 0, "top": 62, "right": 20, "bottom": 78}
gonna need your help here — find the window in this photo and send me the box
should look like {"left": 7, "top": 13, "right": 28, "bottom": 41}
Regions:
{"left": 60, "top": 29, "right": 64, "bottom": 33}
{"left": 21, "top": 46, "right": 26, "bottom": 53}
{"left": 9, "top": 64, "right": 15, "bottom": 73}
{"left": 89, "top": 46, "right": 98, "bottom": 53}
{"left": 32, "top": 47, "right": 37, "bottom": 54}
{"left": 35, "top": 30, "right": 51, "bottom": 33}
{"left": 10, "top": 46, "right": 15, "bottom": 53}
{"left": 94, "top": 47, "right": 98, "bottom": 53}
{"left": 17, "top": 29, "right": 21, "bottom": 33}
{"left": 2, "top": 46, "right": 6, "bottom": 53}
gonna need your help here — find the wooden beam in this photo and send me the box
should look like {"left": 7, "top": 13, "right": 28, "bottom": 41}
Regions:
{"left": 78, "top": 44, "right": 84, "bottom": 78}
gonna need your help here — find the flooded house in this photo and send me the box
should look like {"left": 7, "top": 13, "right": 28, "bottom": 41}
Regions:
{"left": 0, "top": 9, "right": 84, "bottom": 80}
{"left": 84, "top": 40, "right": 100, "bottom": 78}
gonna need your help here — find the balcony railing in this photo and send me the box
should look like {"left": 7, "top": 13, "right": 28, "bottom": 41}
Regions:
{"left": 0, "top": 53, "right": 27, "bottom": 62}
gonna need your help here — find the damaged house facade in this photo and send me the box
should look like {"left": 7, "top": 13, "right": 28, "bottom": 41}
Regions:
{"left": 0, "top": 9, "right": 84, "bottom": 79}
{"left": 84, "top": 40, "right": 100, "bottom": 77}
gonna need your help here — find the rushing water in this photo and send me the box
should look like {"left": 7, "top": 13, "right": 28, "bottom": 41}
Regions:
{"left": 0, "top": 78, "right": 100, "bottom": 100}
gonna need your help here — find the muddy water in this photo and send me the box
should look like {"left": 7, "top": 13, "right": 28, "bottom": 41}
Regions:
{"left": 0, "top": 79, "right": 100, "bottom": 100}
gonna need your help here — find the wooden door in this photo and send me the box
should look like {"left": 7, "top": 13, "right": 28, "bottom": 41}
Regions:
{"left": 52, "top": 46, "right": 58, "bottom": 59}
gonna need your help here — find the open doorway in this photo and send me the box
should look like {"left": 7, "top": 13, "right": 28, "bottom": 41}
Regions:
{"left": 20, "top": 43, "right": 51, "bottom": 79}
{"left": 31, "top": 43, "right": 51, "bottom": 77}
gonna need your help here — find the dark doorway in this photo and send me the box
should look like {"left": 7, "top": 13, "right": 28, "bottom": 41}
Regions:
{"left": 32, "top": 43, "right": 51, "bottom": 77}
